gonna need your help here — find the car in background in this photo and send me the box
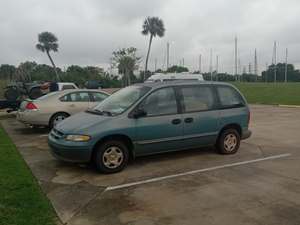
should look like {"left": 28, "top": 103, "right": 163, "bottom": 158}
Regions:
{"left": 145, "top": 73, "right": 204, "bottom": 82}
{"left": 48, "top": 81, "right": 251, "bottom": 173}
{"left": 17, "top": 89, "right": 109, "bottom": 128}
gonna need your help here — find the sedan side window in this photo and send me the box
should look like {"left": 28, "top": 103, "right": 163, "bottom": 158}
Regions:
{"left": 141, "top": 87, "right": 177, "bottom": 116}
{"left": 91, "top": 92, "right": 108, "bottom": 102}
{"left": 61, "top": 92, "right": 91, "bottom": 102}
{"left": 217, "top": 86, "right": 245, "bottom": 108}
{"left": 181, "top": 86, "right": 215, "bottom": 112}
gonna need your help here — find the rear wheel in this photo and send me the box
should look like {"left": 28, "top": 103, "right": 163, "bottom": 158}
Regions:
{"left": 49, "top": 112, "right": 69, "bottom": 129}
{"left": 93, "top": 140, "right": 129, "bottom": 173}
{"left": 217, "top": 128, "right": 240, "bottom": 154}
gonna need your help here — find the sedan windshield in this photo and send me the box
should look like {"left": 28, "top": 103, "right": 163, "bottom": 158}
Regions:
{"left": 93, "top": 85, "right": 151, "bottom": 115}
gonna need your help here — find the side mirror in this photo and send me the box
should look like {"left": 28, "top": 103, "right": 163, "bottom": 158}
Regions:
{"left": 132, "top": 108, "right": 147, "bottom": 118}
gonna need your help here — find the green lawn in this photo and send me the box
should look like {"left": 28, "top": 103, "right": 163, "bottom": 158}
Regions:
{"left": 232, "top": 82, "right": 300, "bottom": 105}
{"left": 0, "top": 125, "right": 56, "bottom": 225}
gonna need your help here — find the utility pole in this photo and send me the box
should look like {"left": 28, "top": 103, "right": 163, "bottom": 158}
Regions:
{"left": 199, "top": 54, "right": 202, "bottom": 73}
{"left": 238, "top": 58, "right": 241, "bottom": 82}
{"left": 285, "top": 48, "right": 288, "bottom": 83}
{"left": 254, "top": 49, "right": 258, "bottom": 81}
{"left": 182, "top": 58, "right": 185, "bottom": 67}
{"left": 154, "top": 58, "right": 157, "bottom": 72}
{"left": 248, "top": 63, "right": 252, "bottom": 74}
{"left": 167, "top": 42, "right": 170, "bottom": 71}
{"left": 272, "top": 41, "right": 277, "bottom": 83}
{"left": 265, "top": 62, "right": 268, "bottom": 82}
{"left": 234, "top": 36, "right": 238, "bottom": 80}
{"left": 216, "top": 55, "right": 219, "bottom": 81}
{"left": 210, "top": 48, "right": 213, "bottom": 81}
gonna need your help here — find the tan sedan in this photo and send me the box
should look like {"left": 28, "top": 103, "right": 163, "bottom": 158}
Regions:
{"left": 17, "top": 89, "right": 109, "bottom": 128}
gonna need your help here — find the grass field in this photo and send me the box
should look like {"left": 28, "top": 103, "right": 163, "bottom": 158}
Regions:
{"left": 0, "top": 124, "right": 56, "bottom": 225}
{"left": 232, "top": 82, "right": 300, "bottom": 105}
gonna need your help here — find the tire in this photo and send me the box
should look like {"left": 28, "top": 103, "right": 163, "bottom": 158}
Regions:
{"left": 217, "top": 128, "right": 240, "bottom": 154}
{"left": 93, "top": 140, "right": 129, "bottom": 173}
{"left": 49, "top": 112, "right": 69, "bottom": 129}
{"left": 29, "top": 88, "right": 43, "bottom": 99}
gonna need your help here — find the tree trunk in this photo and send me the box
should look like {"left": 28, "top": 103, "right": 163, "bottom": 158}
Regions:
{"left": 144, "top": 34, "right": 153, "bottom": 81}
{"left": 46, "top": 50, "right": 59, "bottom": 81}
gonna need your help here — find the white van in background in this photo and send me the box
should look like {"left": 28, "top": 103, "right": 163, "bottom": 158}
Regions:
{"left": 145, "top": 73, "right": 204, "bottom": 83}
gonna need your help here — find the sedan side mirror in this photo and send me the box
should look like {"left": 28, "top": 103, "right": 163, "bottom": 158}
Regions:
{"left": 132, "top": 108, "right": 147, "bottom": 118}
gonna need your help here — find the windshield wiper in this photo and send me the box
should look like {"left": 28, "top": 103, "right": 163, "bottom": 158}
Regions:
{"left": 86, "top": 109, "right": 113, "bottom": 116}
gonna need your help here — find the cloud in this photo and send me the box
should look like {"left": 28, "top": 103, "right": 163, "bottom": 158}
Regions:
{"left": 0, "top": 0, "right": 299, "bottom": 73}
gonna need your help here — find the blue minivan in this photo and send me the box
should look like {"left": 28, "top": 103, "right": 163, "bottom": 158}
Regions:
{"left": 48, "top": 81, "right": 251, "bottom": 173}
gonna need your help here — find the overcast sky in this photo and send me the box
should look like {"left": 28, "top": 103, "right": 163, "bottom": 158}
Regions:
{"left": 1, "top": 0, "right": 299, "bottom": 74}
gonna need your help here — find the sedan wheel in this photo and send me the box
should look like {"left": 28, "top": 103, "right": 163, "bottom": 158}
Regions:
{"left": 50, "top": 113, "right": 69, "bottom": 129}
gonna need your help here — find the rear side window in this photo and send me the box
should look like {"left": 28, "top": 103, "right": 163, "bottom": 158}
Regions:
{"left": 217, "top": 86, "right": 245, "bottom": 108}
{"left": 141, "top": 87, "right": 177, "bottom": 116}
{"left": 181, "top": 86, "right": 215, "bottom": 112}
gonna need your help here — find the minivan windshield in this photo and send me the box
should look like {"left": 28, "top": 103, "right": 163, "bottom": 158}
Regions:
{"left": 92, "top": 85, "right": 151, "bottom": 115}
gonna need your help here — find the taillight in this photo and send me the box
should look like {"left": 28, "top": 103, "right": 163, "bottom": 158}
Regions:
{"left": 26, "top": 102, "right": 38, "bottom": 110}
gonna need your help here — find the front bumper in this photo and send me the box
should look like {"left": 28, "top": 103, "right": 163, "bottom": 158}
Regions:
{"left": 48, "top": 132, "right": 93, "bottom": 163}
{"left": 241, "top": 129, "right": 252, "bottom": 140}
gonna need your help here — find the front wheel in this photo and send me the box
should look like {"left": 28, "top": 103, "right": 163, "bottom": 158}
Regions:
{"left": 94, "top": 140, "right": 129, "bottom": 173}
{"left": 217, "top": 129, "right": 240, "bottom": 154}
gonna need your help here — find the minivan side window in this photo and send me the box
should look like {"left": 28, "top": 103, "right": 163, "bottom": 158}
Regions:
{"left": 181, "top": 86, "right": 215, "bottom": 112}
{"left": 141, "top": 87, "right": 177, "bottom": 116}
{"left": 217, "top": 86, "right": 245, "bottom": 108}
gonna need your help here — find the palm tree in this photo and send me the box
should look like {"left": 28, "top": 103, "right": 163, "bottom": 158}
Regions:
{"left": 142, "top": 17, "right": 165, "bottom": 81}
{"left": 36, "top": 32, "right": 59, "bottom": 80}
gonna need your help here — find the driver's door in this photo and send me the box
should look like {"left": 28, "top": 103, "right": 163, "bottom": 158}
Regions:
{"left": 133, "top": 87, "right": 184, "bottom": 156}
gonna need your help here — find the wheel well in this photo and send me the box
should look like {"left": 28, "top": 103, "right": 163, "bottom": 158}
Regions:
{"left": 49, "top": 111, "right": 70, "bottom": 127}
{"left": 91, "top": 134, "right": 134, "bottom": 161}
{"left": 218, "top": 123, "right": 242, "bottom": 140}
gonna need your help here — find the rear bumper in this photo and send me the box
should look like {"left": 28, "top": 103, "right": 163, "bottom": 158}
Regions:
{"left": 16, "top": 111, "right": 48, "bottom": 126}
{"left": 242, "top": 129, "right": 252, "bottom": 140}
{"left": 48, "top": 133, "right": 92, "bottom": 163}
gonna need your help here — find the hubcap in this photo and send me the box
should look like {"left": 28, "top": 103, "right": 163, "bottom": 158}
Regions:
{"left": 53, "top": 115, "right": 66, "bottom": 127}
{"left": 224, "top": 133, "right": 237, "bottom": 152}
{"left": 102, "top": 146, "right": 124, "bottom": 169}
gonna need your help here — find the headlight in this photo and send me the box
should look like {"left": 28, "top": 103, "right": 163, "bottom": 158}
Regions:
{"left": 65, "top": 135, "right": 91, "bottom": 142}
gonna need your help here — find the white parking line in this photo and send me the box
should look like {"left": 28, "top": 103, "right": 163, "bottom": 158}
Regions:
{"left": 105, "top": 153, "right": 291, "bottom": 191}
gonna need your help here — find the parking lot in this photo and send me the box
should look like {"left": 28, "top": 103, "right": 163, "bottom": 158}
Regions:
{"left": 1, "top": 105, "right": 300, "bottom": 225}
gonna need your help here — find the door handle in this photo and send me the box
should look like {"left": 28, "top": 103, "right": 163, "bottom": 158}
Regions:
{"left": 69, "top": 104, "right": 75, "bottom": 107}
{"left": 171, "top": 119, "right": 181, "bottom": 125}
{"left": 184, "top": 117, "right": 194, "bottom": 123}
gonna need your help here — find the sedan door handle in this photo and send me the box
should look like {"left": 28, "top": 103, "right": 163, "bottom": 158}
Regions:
{"left": 184, "top": 117, "right": 194, "bottom": 123}
{"left": 171, "top": 119, "right": 182, "bottom": 125}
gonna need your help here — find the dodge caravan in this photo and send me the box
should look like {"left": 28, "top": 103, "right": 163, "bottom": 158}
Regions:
{"left": 48, "top": 81, "right": 251, "bottom": 173}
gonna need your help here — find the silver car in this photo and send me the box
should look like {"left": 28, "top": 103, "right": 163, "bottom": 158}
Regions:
{"left": 17, "top": 89, "right": 109, "bottom": 128}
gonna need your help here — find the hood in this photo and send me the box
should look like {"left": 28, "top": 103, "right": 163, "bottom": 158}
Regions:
{"left": 55, "top": 111, "right": 112, "bottom": 134}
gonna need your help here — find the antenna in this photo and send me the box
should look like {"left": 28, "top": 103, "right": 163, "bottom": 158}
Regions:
{"left": 285, "top": 48, "right": 288, "bottom": 82}
{"left": 234, "top": 36, "right": 238, "bottom": 80}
